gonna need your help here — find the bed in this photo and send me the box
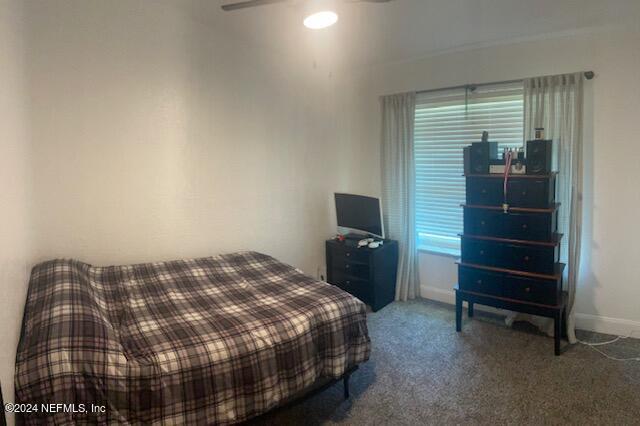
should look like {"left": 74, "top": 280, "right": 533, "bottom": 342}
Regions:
{"left": 15, "top": 251, "right": 371, "bottom": 424}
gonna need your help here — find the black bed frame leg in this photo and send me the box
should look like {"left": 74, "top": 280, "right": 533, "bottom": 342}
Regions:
{"left": 343, "top": 373, "right": 351, "bottom": 399}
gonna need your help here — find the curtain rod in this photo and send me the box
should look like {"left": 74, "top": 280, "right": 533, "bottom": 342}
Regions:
{"left": 416, "top": 71, "right": 594, "bottom": 95}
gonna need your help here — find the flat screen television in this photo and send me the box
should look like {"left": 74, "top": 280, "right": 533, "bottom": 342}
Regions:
{"left": 334, "top": 193, "right": 385, "bottom": 239}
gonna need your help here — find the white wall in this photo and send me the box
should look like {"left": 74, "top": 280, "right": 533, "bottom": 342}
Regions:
{"left": 0, "top": 0, "right": 32, "bottom": 422}
{"left": 24, "top": 0, "right": 359, "bottom": 273}
{"left": 1, "top": 1, "right": 368, "bottom": 421}
{"left": 347, "top": 26, "right": 640, "bottom": 335}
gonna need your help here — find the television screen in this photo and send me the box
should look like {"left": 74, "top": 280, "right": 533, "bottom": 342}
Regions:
{"left": 334, "top": 193, "right": 384, "bottom": 238}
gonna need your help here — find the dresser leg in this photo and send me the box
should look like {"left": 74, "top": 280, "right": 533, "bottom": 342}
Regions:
{"left": 455, "top": 293, "right": 462, "bottom": 332}
{"left": 554, "top": 311, "right": 561, "bottom": 356}
{"left": 468, "top": 302, "right": 474, "bottom": 318}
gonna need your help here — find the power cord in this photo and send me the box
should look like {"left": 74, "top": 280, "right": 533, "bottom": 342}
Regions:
{"left": 577, "top": 330, "right": 640, "bottom": 362}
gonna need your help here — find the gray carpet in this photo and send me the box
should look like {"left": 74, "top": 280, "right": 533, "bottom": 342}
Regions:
{"left": 250, "top": 299, "right": 640, "bottom": 425}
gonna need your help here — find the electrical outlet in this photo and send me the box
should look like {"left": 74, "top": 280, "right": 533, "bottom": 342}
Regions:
{"left": 317, "top": 265, "right": 327, "bottom": 281}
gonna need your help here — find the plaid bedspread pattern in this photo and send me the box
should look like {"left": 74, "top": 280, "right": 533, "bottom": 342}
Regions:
{"left": 15, "top": 251, "right": 371, "bottom": 425}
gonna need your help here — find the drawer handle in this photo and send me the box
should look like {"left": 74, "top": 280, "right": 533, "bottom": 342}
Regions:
{"left": 346, "top": 280, "right": 351, "bottom": 285}
{"left": 476, "top": 279, "right": 482, "bottom": 285}
{"left": 481, "top": 189, "right": 487, "bottom": 194}
{"left": 522, "top": 224, "right": 528, "bottom": 229}
{"left": 345, "top": 264, "right": 350, "bottom": 269}
{"left": 346, "top": 252, "right": 351, "bottom": 257}
{"left": 525, "top": 287, "right": 531, "bottom": 293}
{"left": 522, "top": 191, "right": 527, "bottom": 196}
{"left": 480, "top": 221, "right": 486, "bottom": 226}
{"left": 479, "top": 250, "right": 484, "bottom": 255}
{"left": 524, "top": 256, "right": 530, "bottom": 261}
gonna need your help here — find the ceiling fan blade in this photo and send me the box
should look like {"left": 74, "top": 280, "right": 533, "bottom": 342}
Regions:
{"left": 221, "top": 0, "right": 287, "bottom": 11}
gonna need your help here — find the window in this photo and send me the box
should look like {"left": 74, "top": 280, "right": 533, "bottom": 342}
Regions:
{"left": 414, "top": 82, "right": 524, "bottom": 255}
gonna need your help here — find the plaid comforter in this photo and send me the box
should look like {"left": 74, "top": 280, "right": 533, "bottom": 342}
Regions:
{"left": 15, "top": 251, "right": 371, "bottom": 425}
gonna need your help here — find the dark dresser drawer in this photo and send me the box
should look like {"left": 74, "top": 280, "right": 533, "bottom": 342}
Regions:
{"left": 332, "top": 257, "right": 369, "bottom": 278}
{"left": 466, "top": 177, "right": 503, "bottom": 206}
{"left": 463, "top": 207, "right": 555, "bottom": 242}
{"left": 466, "top": 176, "right": 555, "bottom": 208}
{"left": 331, "top": 270, "right": 370, "bottom": 304}
{"left": 461, "top": 237, "right": 558, "bottom": 274}
{"left": 460, "top": 238, "right": 495, "bottom": 267}
{"left": 502, "top": 211, "right": 553, "bottom": 241}
{"left": 458, "top": 265, "right": 561, "bottom": 305}
{"left": 458, "top": 265, "right": 505, "bottom": 297}
{"left": 507, "top": 178, "right": 555, "bottom": 208}
{"left": 330, "top": 243, "right": 369, "bottom": 263}
{"left": 505, "top": 243, "right": 557, "bottom": 274}
{"left": 502, "top": 274, "right": 560, "bottom": 305}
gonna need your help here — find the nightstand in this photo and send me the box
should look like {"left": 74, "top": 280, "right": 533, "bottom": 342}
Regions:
{"left": 326, "top": 239, "right": 398, "bottom": 311}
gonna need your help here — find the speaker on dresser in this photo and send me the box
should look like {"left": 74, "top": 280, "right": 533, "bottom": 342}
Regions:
{"left": 526, "top": 139, "right": 552, "bottom": 175}
{"left": 469, "top": 142, "right": 498, "bottom": 174}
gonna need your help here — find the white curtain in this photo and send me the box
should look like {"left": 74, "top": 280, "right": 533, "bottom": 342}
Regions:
{"left": 380, "top": 92, "right": 420, "bottom": 301}
{"left": 513, "top": 73, "right": 584, "bottom": 344}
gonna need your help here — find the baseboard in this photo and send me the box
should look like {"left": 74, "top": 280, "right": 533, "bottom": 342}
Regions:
{"left": 574, "top": 313, "right": 640, "bottom": 337}
{"left": 420, "top": 285, "right": 505, "bottom": 316}
{"left": 420, "top": 285, "right": 640, "bottom": 337}
{"left": 420, "top": 286, "right": 456, "bottom": 305}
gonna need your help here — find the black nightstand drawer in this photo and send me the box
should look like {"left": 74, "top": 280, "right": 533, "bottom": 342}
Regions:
{"left": 464, "top": 208, "right": 555, "bottom": 242}
{"left": 330, "top": 243, "right": 369, "bottom": 263}
{"left": 332, "top": 257, "right": 369, "bottom": 278}
{"left": 461, "top": 237, "right": 557, "bottom": 274}
{"left": 458, "top": 265, "right": 560, "bottom": 305}
{"left": 331, "top": 270, "right": 370, "bottom": 303}
{"left": 466, "top": 176, "right": 555, "bottom": 208}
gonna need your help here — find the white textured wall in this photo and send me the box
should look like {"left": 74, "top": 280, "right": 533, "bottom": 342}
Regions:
{"left": 346, "top": 27, "right": 640, "bottom": 335}
{"left": 24, "top": 0, "right": 358, "bottom": 273}
{"left": 1, "top": 1, "right": 367, "bottom": 422}
{"left": 0, "top": 0, "right": 32, "bottom": 422}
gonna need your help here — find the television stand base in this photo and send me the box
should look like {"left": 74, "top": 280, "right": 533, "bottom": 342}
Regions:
{"left": 343, "top": 232, "right": 369, "bottom": 241}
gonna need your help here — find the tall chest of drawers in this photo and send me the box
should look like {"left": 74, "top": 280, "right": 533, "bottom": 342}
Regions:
{"left": 455, "top": 172, "right": 568, "bottom": 355}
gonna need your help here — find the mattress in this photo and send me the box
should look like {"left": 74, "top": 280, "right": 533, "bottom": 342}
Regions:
{"left": 15, "top": 251, "right": 371, "bottom": 424}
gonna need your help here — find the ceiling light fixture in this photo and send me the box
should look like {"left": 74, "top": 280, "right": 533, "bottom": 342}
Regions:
{"left": 303, "top": 11, "right": 338, "bottom": 29}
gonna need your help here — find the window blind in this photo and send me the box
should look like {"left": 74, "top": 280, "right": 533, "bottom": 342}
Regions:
{"left": 414, "top": 82, "right": 524, "bottom": 255}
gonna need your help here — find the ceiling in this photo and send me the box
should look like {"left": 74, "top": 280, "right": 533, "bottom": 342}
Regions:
{"left": 196, "top": 0, "right": 640, "bottom": 70}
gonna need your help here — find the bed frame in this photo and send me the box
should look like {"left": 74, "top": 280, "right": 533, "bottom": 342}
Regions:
{"left": 251, "top": 366, "right": 358, "bottom": 422}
